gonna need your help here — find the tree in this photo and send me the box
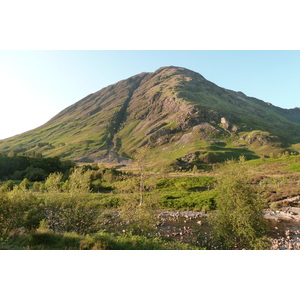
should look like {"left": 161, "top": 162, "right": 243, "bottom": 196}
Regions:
{"left": 102, "top": 168, "right": 117, "bottom": 183}
{"left": 7, "top": 150, "right": 16, "bottom": 157}
{"left": 135, "top": 145, "right": 150, "bottom": 206}
{"left": 0, "top": 180, "right": 14, "bottom": 192}
{"left": 19, "top": 178, "right": 30, "bottom": 191}
{"left": 69, "top": 168, "right": 92, "bottom": 195}
{"left": 45, "top": 173, "right": 63, "bottom": 193}
{"left": 118, "top": 193, "right": 159, "bottom": 236}
{"left": 212, "top": 158, "right": 269, "bottom": 249}
{"left": 33, "top": 182, "right": 41, "bottom": 192}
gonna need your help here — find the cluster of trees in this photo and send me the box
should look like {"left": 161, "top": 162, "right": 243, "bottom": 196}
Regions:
{"left": 0, "top": 166, "right": 159, "bottom": 238}
{"left": 0, "top": 188, "right": 105, "bottom": 236}
{"left": 0, "top": 164, "right": 124, "bottom": 194}
{"left": 0, "top": 153, "right": 74, "bottom": 181}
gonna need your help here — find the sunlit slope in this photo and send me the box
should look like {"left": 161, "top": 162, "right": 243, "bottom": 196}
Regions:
{"left": 1, "top": 66, "right": 300, "bottom": 166}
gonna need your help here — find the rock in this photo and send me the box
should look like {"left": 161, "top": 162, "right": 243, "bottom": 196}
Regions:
{"left": 286, "top": 230, "right": 292, "bottom": 236}
{"left": 220, "top": 117, "right": 230, "bottom": 130}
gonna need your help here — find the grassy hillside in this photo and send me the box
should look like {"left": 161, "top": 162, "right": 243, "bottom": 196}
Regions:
{"left": 1, "top": 66, "right": 300, "bottom": 169}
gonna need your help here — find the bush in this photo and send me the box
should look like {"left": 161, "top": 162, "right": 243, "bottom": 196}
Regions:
{"left": 29, "top": 231, "right": 83, "bottom": 250}
{"left": 44, "top": 196, "right": 104, "bottom": 235}
{"left": 0, "top": 180, "right": 14, "bottom": 192}
{"left": 19, "top": 178, "right": 30, "bottom": 191}
{"left": 269, "top": 201, "right": 280, "bottom": 210}
{"left": 33, "top": 182, "right": 41, "bottom": 192}
{"left": 45, "top": 173, "right": 63, "bottom": 193}
{"left": 69, "top": 168, "right": 92, "bottom": 194}
{"left": 212, "top": 159, "right": 269, "bottom": 249}
{"left": 118, "top": 194, "right": 160, "bottom": 236}
{"left": 0, "top": 190, "right": 45, "bottom": 234}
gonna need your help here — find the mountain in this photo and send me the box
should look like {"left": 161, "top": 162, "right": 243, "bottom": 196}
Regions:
{"left": 1, "top": 66, "right": 300, "bottom": 169}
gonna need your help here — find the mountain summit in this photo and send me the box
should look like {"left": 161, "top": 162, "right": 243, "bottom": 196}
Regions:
{"left": 1, "top": 66, "right": 300, "bottom": 169}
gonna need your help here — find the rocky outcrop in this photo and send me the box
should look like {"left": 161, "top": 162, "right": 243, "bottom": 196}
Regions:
{"left": 240, "top": 131, "right": 276, "bottom": 146}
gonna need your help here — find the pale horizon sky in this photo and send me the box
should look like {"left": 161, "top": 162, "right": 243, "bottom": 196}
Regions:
{"left": 0, "top": 50, "right": 299, "bottom": 140}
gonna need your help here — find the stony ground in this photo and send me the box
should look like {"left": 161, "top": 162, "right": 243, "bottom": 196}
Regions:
{"left": 264, "top": 207, "right": 300, "bottom": 222}
{"left": 158, "top": 209, "right": 300, "bottom": 250}
{"left": 270, "top": 229, "right": 300, "bottom": 250}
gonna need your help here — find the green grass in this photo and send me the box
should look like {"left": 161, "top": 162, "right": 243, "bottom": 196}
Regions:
{"left": 285, "top": 162, "right": 300, "bottom": 172}
{"left": 159, "top": 190, "right": 217, "bottom": 211}
{"left": 0, "top": 231, "right": 204, "bottom": 250}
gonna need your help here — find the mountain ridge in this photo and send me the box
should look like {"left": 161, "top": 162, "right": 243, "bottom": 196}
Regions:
{"left": 1, "top": 66, "right": 300, "bottom": 169}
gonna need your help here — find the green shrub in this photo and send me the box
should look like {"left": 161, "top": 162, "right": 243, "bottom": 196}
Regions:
{"left": 44, "top": 196, "right": 104, "bottom": 234}
{"left": 33, "top": 182, "right": 41, "bottom": 192}
{"left": 2, "top": 180, "right": 15, "bottom": 192}
{"left": 0, "top": 190, "right": 45, "bottom": 234}
{"left": 99, "top": 196, "right": 120, "bottom": 208}
{"left": 212, "top": 159, "right": 269, "bottom": 250}
{"left": 19, "top": 178, "right": 30, "bottom": 191}
{"left": 45, "top": 172, "right": 63, "bottom": 193}
{"left": 269, "top": 202, "right": 280, "bottom": 210}
{"left": 28, "top": 231, "right": 83, "bottom": 250}
{"left": 68, "top": 168, "right": 92, "bottom": 194}
{"left": 79, "top": 235, "right": 96, "bottom": 250}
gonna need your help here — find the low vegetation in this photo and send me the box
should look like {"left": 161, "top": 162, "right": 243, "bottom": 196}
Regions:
{"left": 1, "top": 152, "right": 300, "bottom": 250}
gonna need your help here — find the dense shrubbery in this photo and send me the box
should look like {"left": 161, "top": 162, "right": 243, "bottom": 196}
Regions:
{"left": 0, "top": 190, "right": 45, "bottom": 234}
{"left": 0, "top": 190, "right": 118, "bottom": 236}
{"left": 0, "top": 154, "right": 74, "bottom": 181}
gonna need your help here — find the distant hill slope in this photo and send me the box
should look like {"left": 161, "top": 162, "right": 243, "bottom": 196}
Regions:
{"left": 1, "top": 66, "right": 300, "bottom": 169}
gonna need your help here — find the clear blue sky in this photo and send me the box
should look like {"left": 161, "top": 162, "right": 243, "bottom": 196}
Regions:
{"left": 0, "top": 50, "right": 299, "bottom": 139}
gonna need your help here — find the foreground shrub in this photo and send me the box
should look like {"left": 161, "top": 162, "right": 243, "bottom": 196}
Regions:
{"left": 0, "top": 190, "right": 45, "bottom": 234}
{"left": 212, "top": 158, "right": 269, "bottom": 250}
{"left": 44, "top": 195, "right": 107, "bottom": 235}
{"left": 28, "top": 231, "right": 83, "bottom": 250}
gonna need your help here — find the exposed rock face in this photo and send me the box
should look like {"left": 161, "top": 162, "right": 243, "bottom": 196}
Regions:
{"left": 220, "top": 117, "right": 230, "bottom": 130}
